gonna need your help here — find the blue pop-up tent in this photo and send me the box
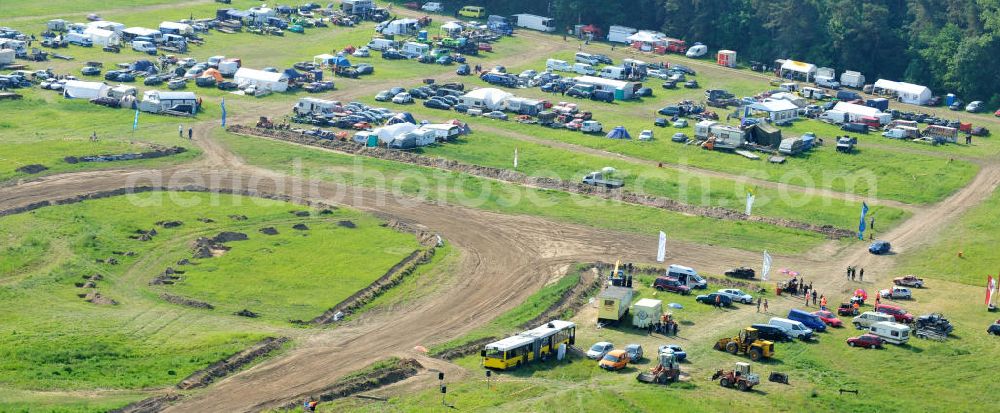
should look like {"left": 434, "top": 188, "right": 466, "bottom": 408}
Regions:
{"left": 606, "top": 126, "right": 631, "bottom": 139}
{"left": 386, "top": 112, "right": 417, "bottom": 125}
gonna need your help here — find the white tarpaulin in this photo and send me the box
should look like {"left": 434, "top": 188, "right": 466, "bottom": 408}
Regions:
{"left": 762, "top": 251, "right": 772, "bottom": 281}
{"left": 657, "top": 231, "right": 667, "bottom": 262}
{"left": 374, "top": 123, "right": 417, "bottom": 143}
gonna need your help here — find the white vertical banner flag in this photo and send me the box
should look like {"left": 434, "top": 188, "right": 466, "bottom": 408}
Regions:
{"left": 745, "top": 188, "right": 756, "bottom": 216}
{"left": 513, "top": 147, "right": 518, "bottom": 169}
{"left": 656, "top": 231, "right": 667, "bottom": 262}
{"left": 761, "top": 250, "right": 772, "bottom": 281}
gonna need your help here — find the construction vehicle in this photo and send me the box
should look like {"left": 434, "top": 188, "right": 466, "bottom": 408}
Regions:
{"left": 256, "top": 116, "right": 274, "bottom": 128}
{"left": 713, "top": 327, "right": 774, "bottom": 361}
{"left": 712, "top": 362, "right": 760, "bottom": 391}
{"left": 836, "top": 136, "right": 857, "bottom": 153}
{"left": 637, "top": 348, "right": 680, "bottom": 384}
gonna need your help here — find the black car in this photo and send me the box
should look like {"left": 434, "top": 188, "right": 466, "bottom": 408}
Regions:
{"left": 144, "top": 75, "right": 164, "bottom": 86}
{"left": 409, "top": 88, "right": 428, "bottom": 99}
{"left": 217, "top": 81, "right": 238, "bottom": 90}
{"left": 355, "top": 64, "right": 374, "bottom": 75}
{"left": 658, "top": 106, "right": 681, "bottom": 116}
{"left": 382, "top": 50, "right": 405, "bottom": 60}
{"left": 423, "top": 99, "right": 451, "bottom": 110}
{"left": 661, "top": 80, "right": 677, "bottom": 89}
{"left": 438, "top": 95, "right": 459, "bottom": 106}
{"left": 752, "top": 323, "right": 793, "bottom": 342}
{"left": 592, "top": 53, "right": 613, "bottom": 65}
{"left": 566, "top": 88, "right": 591, "bottom": 99}
{"left": 654, "top": 117, "right": 668, "bottom": 127}
{"left": 695, "top": 293, "right": 732, "bottom": 307}
{"left": 841, "top": 123, "right": 869, "bottom": 133}
{"left": 81, "top": 66, "right": 101, "bottom": 76}
{"left": 635, "top": 87, "right": 653, "bottom": 98}
{"left": 684, "top": 80, "right": 699, "bottom": 89}
{"left": 453, "top": 104, "right": 469, "bottom": 113}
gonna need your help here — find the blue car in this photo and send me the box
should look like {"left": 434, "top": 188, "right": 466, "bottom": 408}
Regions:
{"left": 869, "top": 240, "right": 891, "bottom": 255}
{"left": 657, "top": 344, "right": 687, "bottom": 361}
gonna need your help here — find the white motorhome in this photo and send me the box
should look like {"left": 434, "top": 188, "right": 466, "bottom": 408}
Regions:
{"left": 573, "top": 63, "right": 596, "bottom": 76}
{"left": 512, "top": 14, "right": 556, "bottom": 32}
{"left": 65, "top": 32, "right": 93, "bottom": 47}
{"left": 401, "top": 41, "right": 430, "bottom": 58}
{"left": 575, "top": 52, "right": 599, "bottom": 65}
{"left": 768, "top": 317, "right": 814, "bottom": 339}
{"left": 295, "top": 97, "right": 342, "bottom": 116}
{"left": 598, "top": 66, "right": 626, "bottom": 80}
{"left": 868, "top": 321, "right": 910, "bottom": 345}
{"left": 367, "top": 38, "right": 397, "bottom": 51}
{"left": 666, "top": 264, "right": 706, "bottom": 289}
{"left": 840, "top": 70, "right": 866, "bottom": 89}
{"left": 546, "top": 59, "right": 571, "bottom": 72}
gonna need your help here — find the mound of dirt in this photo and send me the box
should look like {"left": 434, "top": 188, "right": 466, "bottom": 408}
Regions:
{"left": 235, "top": 309, "right": 260, "bottom": 318}
{"left": 337, "top": 220, "right": 356, "bottom": 228}
{"left": 111, "top": 251, "right": 135, "bottom": 256}
{"left": 277, "top": 358, "right": 422, "bottom": 409}
{"left": 198, "top": 217, "right": 215, "bottom": 223}
{"left": 177, "top": 337, "right": 289, "bottom": 390}
{"left": 177, "top": 258, "right": 192, "bottom": 266}
{"left": 129, "top": 228, "right": 158, "bottom": 241}
{"left": 290, "top": 210, "right": 310, "bottom": 217}
{"left": 292, "top": 223, "right": 309, "bottom": 230}
{"left": 85, "top": 291, "right": 118, "bottom": 305}
{"left": 16, "top": 164, "right": 48, "bottom": 174}
{"left": 161, "top": 293, "right": 215, "bottom": 310}
{"left": 319, "top": 208, "right": 335, "bottom": 215}
{"left": 108, "top": 394, "right": 182, "bottom": 413}
{"left": 95, "top": 257, "right": 119, "bottom": 265}
{"left": 228, "top": 214, "right": 248, "bottom": 221}
{"left": 157, "top": 220, "right": 183, "bottom": 228}
{"left": 259, "top": 227, "right": 279, "bottom": 235}
{"left": 213, "top": 232, "right": 248, "bottom": 243}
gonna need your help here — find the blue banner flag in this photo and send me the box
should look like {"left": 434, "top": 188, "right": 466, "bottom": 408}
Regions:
{"left": 858, "top": 202, "right": 870, "bottom": 240}
{"left": 220, "top": 98, "right": 227, "bottom": 127}
{"left": 132, "top": 108, "right": 139, "bottom": 131}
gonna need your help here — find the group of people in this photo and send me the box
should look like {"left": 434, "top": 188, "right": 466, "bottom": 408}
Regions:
{"left": 179, "top": 125, "right": 193, "bottom": 139}
{"left": 755, "top": 297, "right": 770, "bottom": 313}
{"left": 847, "top": 266, "right": 865, "bottom": 281}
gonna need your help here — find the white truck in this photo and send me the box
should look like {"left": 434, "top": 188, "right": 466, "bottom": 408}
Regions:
{"left": 546, "top": 58, "right": 571, "bottom": 72}
{"left": 607, "top": 25, "right": 637, "bottom": 44}
{"left": 131, "top": 40, "right": 157, "bottom": 54}
{"left": 666, "top": 264, "right": 706, "bottom": 289}
{"left": 598, "top": 66, "right": 626, "bottom": 80}
{"left": 512, "top": 14, "right": 556, "bottom": 32}
{"left": 573, "top": 63, "right": 595, "bottom": 75}
{"left": 65, "top": 32, "right": 93, "bottom": 47}
{"left": 582, "top": 171, "right": 623, "bottom": 188}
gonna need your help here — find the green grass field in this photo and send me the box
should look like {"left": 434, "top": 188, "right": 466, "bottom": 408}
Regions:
{"left": 897, "top": 187, "right": 1000, "bottom": 286}
{"left": 0, "top": 192, "right": 424, "bottom": 410}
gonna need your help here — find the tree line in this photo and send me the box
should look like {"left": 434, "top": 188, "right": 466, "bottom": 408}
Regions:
{"left": 429, "top": 0, "right": 1000, "bottom": 106}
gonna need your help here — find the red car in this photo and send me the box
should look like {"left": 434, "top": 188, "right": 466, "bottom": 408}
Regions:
{"left": 564, "top": 119, "right": 583, "bottom": 131}
{"left": 813, "top": 310, "right": 843, "bottom": 327}
{"left": 875, "top": 303, "right": 914, "bottom": 323}
{"left": 478, "top": 43, "right": 493, "bottom": 52}
{"left": 352, "top": 121, "right": 372, "bottom": 130}
{"left": 847, "top": 334, "right": 885, "bottom": 349}
{"left": 653, "top": 276, "right": 691, "bottom": 295}
{"left": 893, "top": 275, "right": 924, "bottom": 288}
{"left": 994, "top": 108, "right": 1000, "bottom": 117}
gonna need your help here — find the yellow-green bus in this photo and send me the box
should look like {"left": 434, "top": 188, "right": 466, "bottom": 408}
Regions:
{"left": 481, "top": 320, "right": 576, "bottom": 370}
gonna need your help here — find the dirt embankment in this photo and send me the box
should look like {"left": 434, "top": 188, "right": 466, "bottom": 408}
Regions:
{"left": 177, "top": 336, "right": 289, "bottom": 390}
{"left": 306, "top": 247, "right": 436, "bottom": 325}
{"left": 160, "top": 293, "right": 214, "bottom": 310}
{"left": 229, "top": 126, "right": 854, "bottom": 239}
{"left": 273, "top": 358, "right": 423, "bottom": 411}
{"left": 63, "top": 146, "right": 187, "bottom": 164}
{"left": 108, "top": 394, "right": 182, "bottom": 413}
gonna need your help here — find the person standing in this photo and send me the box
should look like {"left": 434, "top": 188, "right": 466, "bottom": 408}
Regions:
{"left": 715, "top": 294, "right": 721, "bottom": 308}
{"left": 811, "top": 290, "right": 817, "bottom": 306}
{"left": 188, "top": 128, "right": 193, "bottom": 139}
{"left": 820, "top": 295, "right": 827, "bottom": 310}
{"left": 179, "top": 124, "right": 184, "bottom": 137}
{"left": 875, "top": 294, "right": 881, "bottom": 305}
{"left": 763, "top": 299, "right": 769, "bottom": 312}
{"left": 756, "top": 297, "right": 762, "bottom": 313}
{"left": 859, "top": 268, "right": 865, "bottom": 281}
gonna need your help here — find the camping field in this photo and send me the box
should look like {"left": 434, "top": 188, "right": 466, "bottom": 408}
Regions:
{"left": 3, "top": 0, "right": 1000, "bottom": 411}
{"left": 0, "top": 192, "right": 428, "bottom": 411}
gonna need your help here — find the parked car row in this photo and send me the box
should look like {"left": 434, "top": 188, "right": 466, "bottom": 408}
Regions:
{"left": 586, "top": 341, "right": 686, "bottom": 371}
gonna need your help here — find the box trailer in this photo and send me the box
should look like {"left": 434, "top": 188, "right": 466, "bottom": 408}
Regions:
{"left": 840, "top": 70, "right": 865, "bottom": 89}
{"left": 512, "top": 14, "right": 556, "bottom": 32}
{"left": 717, "top": 50, "right": 737, "bottom": 68}
{"left": 631, "top": 298, "right": 662, "bottom": 329}
{"left": 597, "top": 286, "right": 634, "bottom": 324}
{"left": 607, "top": 25, "right": 637, "bottom": 44}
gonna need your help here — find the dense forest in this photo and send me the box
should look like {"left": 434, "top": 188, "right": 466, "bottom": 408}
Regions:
{"left": 428, "top": 0, "right": 1000, "bottom": 106}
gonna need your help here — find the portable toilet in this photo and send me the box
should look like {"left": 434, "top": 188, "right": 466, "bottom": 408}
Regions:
{"left": 417, "top": 30, "right": 428, "bottom": 42}
{"left": 945, "top": 93, "right": 957, "bottom": 107}
{"left": 717, "top": 50, "right": 737, "bottom": 68}
{"left": 631, "top": 298, "right": 663, "bottom": 329}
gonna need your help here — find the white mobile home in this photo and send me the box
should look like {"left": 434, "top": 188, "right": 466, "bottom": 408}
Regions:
{"left": 295, "top": 97, "right": 342, "bottom": 116}
{"left": 832, "top": 102, "right": 891, "bottom": 124}
{"left": 62, "top": 80, "right": 109, "bottom": 100}
{"left": 121, "top": 27, "right": 163, "bottom": 43}
{"left": 504, "top": 97, "right": 544, "bottom": 116}
{"left": 421, "top": 123, "right": 463, "bottom": 141}
{"left": 234, "top": 68, "right": 288, "bottom": 92}
{"left": 512, "top": 14, "right": 556, "bottom": 32}
{"left": 868, "top": 321, "right": 910, "bottom": 345}
{"left": 138, "top": 90, "right": 198, "bottom": 114}
{"left": 401, "top": 41, "right": 430, "bottom": 58}
{"left": 872, "top": 79, "right": 932, "bottom": 105}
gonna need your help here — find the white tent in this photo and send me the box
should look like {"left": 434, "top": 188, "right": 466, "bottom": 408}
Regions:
{"left": 313, "top": 54, "right": 336, "bottom": 66}
{"left": 831, "top": 101, "right": 891, "bottom": 124}
{"left": 63, "top": 80, "right": 110, "bottom": 99}
{"left": 234, "top": 68, "right": 288, "bottom": 92}
{"left": 158, "top": 21, "right": 193, "bottom": 36}
{"left": 749, "top": 99, "right": 799, "bottom": 122}
{"left": 83, "top": 27, "right": 120, "bottom": 47}
{"left": 768, "top": 91, "right": 808, "bottom": 108}
{"left": 780, "top": 60, "right": 817, "bottom": 81}
{"left": 87, "top": 21, "right": 125, "bottom": 33}
{"left": 440, "top": 21, "right": 463, "bottom": 33}
{"left": 872, "top": 79, "right": 932, "bottom": 105}
{"left": 626, "top": 31, "right": 663, "bottom": 43}
{"left": 374, "top": 123, "right": 417, "bottom": 144}
{"left": 460, "top": 88, "right": 514, "bottom": 110}
{"left": 0, "top": 49, "right": 14, "bottom": 65}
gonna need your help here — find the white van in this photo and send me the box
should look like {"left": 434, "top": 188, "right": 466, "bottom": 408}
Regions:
{"left": 131, "top": 40, "right": 157, "bottom": 54}
{"left": 573, "top": 63, "right": 595, "bottom": 76}
{"left": 852, "top": 311, "right": 894, "bottom": 330}
{"left": 546, "top": 58, "right": 571, "bottom": 72}
{"left": 666, "top": 264, "right": 706, "bottom": 289}
{"left": 768, "top": 317, "right": 813, "bottom": 340}
{"left": 66, "top": 32, "right": 93, "bottom": 47}
{"left": 574, "top": 52, "right": 599, "bottom": 65}
{"left": 685, "top": 44, "right": 707, "bottom": 58}
{"left": 869, "top": 321, "right": 910, "bottom": 345}
{"left": 367, "top": 38, "right": 397, "bottom": 51}
{"left": 599, "top": 66, "right": 626, "bottom": 80}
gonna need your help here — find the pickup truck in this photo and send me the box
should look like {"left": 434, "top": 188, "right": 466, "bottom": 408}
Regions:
{"left": 582, "top": 172, "right": 623, "bottom": 188}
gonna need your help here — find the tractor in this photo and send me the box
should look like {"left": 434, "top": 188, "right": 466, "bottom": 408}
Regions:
{"left": 712, "top": 362, "right": 760, "bottom": 391}
{"left": 637, "top": 349, "right": 680, "bottom": 385}
{"left": 713, "top": 327, "right": 774, "bottom": 361}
